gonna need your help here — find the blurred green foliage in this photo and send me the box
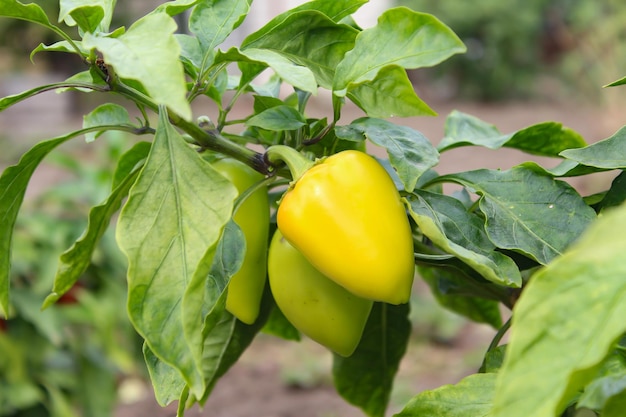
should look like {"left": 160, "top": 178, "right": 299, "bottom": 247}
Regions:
{"left": 0, "top": 133, "right": 144, "bottom": 417}
{"left": 397, "top": 0, "right": 626, "bottom": 101}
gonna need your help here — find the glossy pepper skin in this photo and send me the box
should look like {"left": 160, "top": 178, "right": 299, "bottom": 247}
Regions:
{"left": 277, "top": 150, "right": 415, "bottom": 305}
{"left": 268, "top": 230, "right": 373, "bottom": 357}
{"left": 213, "top": 158, "right": 269, "bottom": 324}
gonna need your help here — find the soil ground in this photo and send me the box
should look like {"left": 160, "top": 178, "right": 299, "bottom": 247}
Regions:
{"left": 2, "top": 72, "right": 626, "bottom": 417}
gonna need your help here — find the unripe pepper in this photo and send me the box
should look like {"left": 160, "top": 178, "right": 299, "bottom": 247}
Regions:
{"left": 268, "top": 230, "right": 373, "bottom": 356}
{"left": 213, "top": 158, "right": 269, "bottom": 324}
{"left": 267, "top": 147, "right": 415, "bottom": 305}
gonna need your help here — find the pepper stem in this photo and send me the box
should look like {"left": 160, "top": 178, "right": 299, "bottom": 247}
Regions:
{"left": 264, "top": 145, "right": 316, "bottom": 182}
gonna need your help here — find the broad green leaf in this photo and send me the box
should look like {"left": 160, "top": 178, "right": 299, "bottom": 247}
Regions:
{"left": 246, "top": 105, "right": 306, "bottom": 131}
{"left": 0, "top": 126, "right": 113, "bottom": 317}
{"left": 42, "top": 161, "right": 141, "bottom": 309}
{"left": 438, "top": 111, "right": 586, "bottom": 156}
{"left": 59, "top": 0, "right": 113, "bottom": 33}
{"left": 395, "top": 373, "right": 496, "bottom": 417}
{"left": 83, "top": 103, "right": 132, "bottom": 142}
{"left": 242, "top": 11, "right": 358, "bottom": 89}
{"left": 347, "top": 65, "right": 436, "bottom": 117}
{"left": 152, "top": 0, "right": 200, "bottom": 16}
{"left": 335, "top": 117, "right": 439, "bottom": 192}
{"left": 418, "top": 266, "right": 503, "bottom": 328}
{"left": 189, "top": 0, "right": 250, "bottom": 51}
{"left": 442, "top": 167, "right": 596, "bottom": 264}
{"left": 333, "top": 8, "right": 465, "bottom": 94}
{"left": 333, "top": 303, "right": 411, "bottom": 417}
{"left": 492, "top": 203, "right": 626, "bottom": 417}
{"left": 143, "top": 343, "right": 186, "bottom": 406}
{"left": 116, "top": 109, "right": 237, "bottom": 398}
{"left": 518, "top": 159, "right": 603, "bottom": 178}
{"left": 176, "top": 34, "right": 203, "bottom": 78}
{"left": 560, "top": 126, "right": 626, "bottom": 169}
{"left": 407, "top": 191, "right": 521, "bottom": 287}
{"left": 0, "top": 0, "right": 53, "bottom": 27}
{"left": 83, "top": 13, "right": 192, "bottom": 120}
{"left": 216, "top": 47, "right": 318, "bottom": 94}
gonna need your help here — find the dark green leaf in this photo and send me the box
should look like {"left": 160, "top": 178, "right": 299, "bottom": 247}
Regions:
{"left": 605, "top": 75, "right": 626, "bottom": 87}
{"left": 242, "top": 11, "right": 358, "bottom": 89}
{"left": 262, "top": 303, "right": 301, "bottom": 341}
{"left": 442, "top": 167, "right": 596, "bottom": 264}
{"left": 418, "top": 266, "right": 503, "bottom": 328}
{"left": 82, "top": 13, "right": 191, "bottom": 120}
{"left": 438, "top": 111, "right": 586, "bottom": 156}
{"left": 482, "top": 345, "right": 507, "bottom": 373}
{"left": 334, "top": 8, "right": 465, "bottom": 93}
{"left": 394, "top": 373, "right": 496, "bottom": 417}
{"left": 595, "top": 171, "right": 626, "bottom": 212}
{"left": 246, "top": 105, "right": 306, "bottom": 131}
{"left": 347, "top": 65, "right": 436, "bottom": 117}
{"left": 117, "top": 108, "right": 237, "bottom": 399}
{"left": 560, "top": 126, "right": 626, "bottom": 169}
{"left": 491, "top": 204, "right": 626, "bottom": 417}
{"left": 407, "top": 191, "right": 521, "bottom": 287}
{"left": 578, "top": 372, "right": 626, "bottom": 412}
{"left": 333, "top": 303, "right": 411, "bottom": 417}
{"left": 335, "top": 118, "right": 439, "bottom": 192}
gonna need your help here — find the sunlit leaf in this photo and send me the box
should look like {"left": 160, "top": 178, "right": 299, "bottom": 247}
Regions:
{"left": 83, "top": 13, "right": 192, "bottom": 120}
{"left": 116, "top": 108, "right": 237, "bottom": 398}
{"left": 347, "top": 65, "right": 436, "bottom": 117}
{"left": 492, "top": 203, "right": 626, "bottom": 417}
{"left": 83, "top": 103, "right": 132, "bottom": 142}
{"left": 395, "top": 373, "right": 496, "bottom": 417}
{"left": 333, "top": 7, "right": 465, "bottom": 93}
{"left": 242, "top": 11, "right": 358, "bottom": 89}
{"left": 189, "top": 0, "right": 250, "bottom": 50}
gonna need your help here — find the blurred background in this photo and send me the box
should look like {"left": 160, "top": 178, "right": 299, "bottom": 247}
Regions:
{"left": 1, "top": 1, "right": 626, "bottom": 416}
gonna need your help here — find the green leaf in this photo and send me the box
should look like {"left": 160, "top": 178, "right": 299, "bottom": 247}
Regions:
{"left": 83, "top": 13, "right": 192, "bottom": 120}
{"left": 441, "top": 167, "right": 596, "bottom": 264}
{"left": 596, "top": 171, "right": 626, "bottom": 212}
{"left": 491, "top": 203, "right": 626, "bottom": 417}
{"left": 246, "top": 105, "right": 306, "bottom": 131}
{"left": 42, "top": 160, "right": 141, "bottom": 309}
{"left": 578, "top": 372, "right": 626, "bottom": 412}
{"left": 152, "top": 0, "right": 200, "bottom": 16}
{"left": 335, "top": 117, "right": 439, "bottom": 192}
{"left": 143, "top": 343, "right": 186, "bottom": 406}
{"left": 438, "top": 111, "right": 586, "bottom": 156}
{"left": 189, "top": 0, "right": 250, "bottom": 51}
{"left": 394, "top": 373, "right": 496, "bottom": 417}
{"left": 333, "top": 7, "right": 465, "bottom": 94}
{"left": 242, "top": 11, "right": 358, "bottom": 89}
{"left": 0, "top": 0, "right": 53, "bottom": 27}
{"left": 333, "top": 303, "right": 411, "bottom": 417}
{"left": 112, "top": 141, "right": 152, "bottom": 189}
{"left": 116, "top": 108, "right": 237, "bottom": 398}
{"left": 347, "top": 65, "right": 436, "bottom": 117}
{"left": 83, "top": 103, "right": 132, "bottom": 142}
{"left": 407, "top": 191, "right": 521, "bottom": 288}
{"left": 216, "top": 47, "right": 318, "bottom": 94}
{"left": 30, "top": 40, "right": 89, "bottom": 61}
{"left": 0, "top": 127, "right": 105, "bottom": 317}
{"left": 59, "top": 0, "right": 113, "bottom": 33}
{"left": 262, "top": 303, "right": 301, "bottom": 341}
{"left": 604, "top": 75, "right": 626, "bottom": 87}
{"left": 0, "top": 80, "right": 106, "bottom": 111}
{"left": 418, "top": 266, "right": 503, "bottom": 328}
{"left": 560, "top": 126, "right": 626, "bottom": 169}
